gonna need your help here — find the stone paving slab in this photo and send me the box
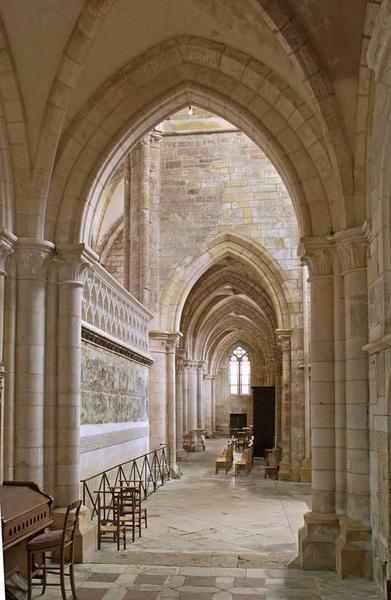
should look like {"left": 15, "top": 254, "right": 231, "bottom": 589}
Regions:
{"left": 34, "top": 563, "right": 378, "bottom": 599}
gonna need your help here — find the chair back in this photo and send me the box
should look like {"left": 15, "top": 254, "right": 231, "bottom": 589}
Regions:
{"left": 62, "top": 499, "right": 82, "bottom": 552}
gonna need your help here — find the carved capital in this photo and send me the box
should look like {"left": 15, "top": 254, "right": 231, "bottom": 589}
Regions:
{"left": 15, "top": 238, "right": 55, "bottom": 281}
{"left": 166, "top": 332, "right": 182, "bottom": 353}
{"left": 0, "top": 229, "right": 16, "bottom": 276}
{"left": 299, "top": 237, "right": 334, "bottom": 277}
{"left": 276, "top": 329, "right": 292, "bottom": 351}
{"left": 56, "top": 244, "right": 97, "bottom": 286}
{"left": 335, "top": 228, "right": 368, "bottom": 273}
{"left": 150, "top": 130, "right": 162, "bottom": 146}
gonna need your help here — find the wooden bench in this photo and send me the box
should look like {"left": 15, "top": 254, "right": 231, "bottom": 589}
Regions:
{"left": 215, "top": 443, "right": 233, "bottom": 474}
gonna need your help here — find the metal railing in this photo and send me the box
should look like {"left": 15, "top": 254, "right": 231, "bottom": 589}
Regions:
{"left": 81, "top": 445, "right": 170, "bottom": 518}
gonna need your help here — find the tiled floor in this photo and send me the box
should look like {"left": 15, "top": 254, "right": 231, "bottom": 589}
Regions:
{"left": 28, "top": 440, "right": 379, "bottom": 598}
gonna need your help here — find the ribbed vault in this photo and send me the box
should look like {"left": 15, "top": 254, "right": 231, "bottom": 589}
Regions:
{"left": 179, "top": 251, "right": 279, "bottom": 381}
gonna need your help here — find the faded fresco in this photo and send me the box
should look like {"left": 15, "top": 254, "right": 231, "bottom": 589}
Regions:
{"left": 81, "top": 341, "right": 149, "bottom": 424}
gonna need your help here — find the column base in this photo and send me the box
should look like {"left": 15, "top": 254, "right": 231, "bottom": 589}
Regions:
{"left": 278, "top": 462, "right": 292, "bottom": 480}
{"left": 300, "top": 459, "right": 312, "bottom": 483}
{"left": 170, "top": 463, "right": 182, "bottom": 478}
{"left": 298, "top": 511, "right": 340, "bottom": 570}
{"left": 336, "top": 517, "right": 372, "bottom": 579}
{"left": 52, "top": 505, "right": 97, "bottom": 563}
{"left": 176, "top": 448, "right": 187, "bottom": 461}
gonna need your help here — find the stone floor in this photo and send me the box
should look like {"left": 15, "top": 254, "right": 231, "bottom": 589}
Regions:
{"left": 94, "top": 438, "right": 312, "bottom": 562}
{"left": 29, "top": 439, "right": 378, "bottom": 598}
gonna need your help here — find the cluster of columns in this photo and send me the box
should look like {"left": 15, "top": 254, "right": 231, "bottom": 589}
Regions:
{"left": 298, "top": 230, "right": 371, "bottom": 578}
{"left": 0, "top": 233, "right": 94, "bottom": 508}
{"left": 122, "top": 131, "right": 161, "bottom": 311}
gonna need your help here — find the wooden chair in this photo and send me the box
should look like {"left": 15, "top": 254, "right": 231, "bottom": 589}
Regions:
{"left": 96, "top": 490, "right": 127, "bottom": 550}
{"left": 215, "top": 443, "right": 233, "bottom": 474}
{"left": 235, "top": 448, "right": 251, "bottom": 478}
{"left": 118, "top": 481, "right": 146, "bottom": 537}
{"left": 26, "top": 499, "right": 82, "bottom": 600}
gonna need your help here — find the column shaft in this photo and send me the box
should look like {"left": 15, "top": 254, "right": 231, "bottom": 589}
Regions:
{"left": 344, "top": 270, "right": 369, "bottom": 520}
{"left": 56, "top": 244, "right": 93, "bottom": 506}
{"left": 14, "top": 240, "right": 54, "bottom": 486}
{"left": 186, "top": 361, "right": 197, "bottom": 431}
{"left": 166, "top": 334, "right": 180, "bottom": 471}
{"left": 123, "top": 156, "right": 131, "bottom": 291}
{"left": 277, "top": 330, "right": 292, "bottom": 479}
{"left": 175, "top": 360, "right": 184, "bottom": 454}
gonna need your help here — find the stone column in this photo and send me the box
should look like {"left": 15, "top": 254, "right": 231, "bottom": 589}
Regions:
{"left": 210, "top": 375, "right": 216, "bottom": 435}
{"left": 123, "top": 156, "right": 131, "bottom": 291}
{"left": 14, "top": 239, "right": 54, "bottom": 486}
{"left": 182, "top": 361, "right": 188, "bottom": 437}
{"left": 298, "top": 238, "right": 340, "bottom": 570}
{"left": 0, "top": 230, "right": 15, "bottom": 482}
{"left": 196, "top": 360, "right": 205, "bottom": 429}
{"left": 176, "top": 350, "right": 185, "bottom": 457}
{"left": 335, "top": 228, "right": 372, "bottom": 578}
{"left": 166, "top": 332, "right": 181, "bottom": 473}
{"left": 128, "top": 132, "right": 161, "bottom": 309}
{"left": 186, "top": 360, "right": 198, "bottom": 432}
{"left": 149, "top": 132, "right": 162, "bottom": 314}
{"left": 203, "top": 375, "right": 215, "bottom": 437}
{"left": 276, "top": 329, "right": 292, "bottom": 480}
{"left": 149, "top": 332, "right": 169, "bottom": 451}
{"left": 274, "top": 350, "right": 282, "bottom": 446}
{"left": 301, "top": 265, "right": 312, "bottom": 482}
{"left": 333, "top": 261, "right": 346, "bottom": 515}
{"left": 56, "top": 244, "right": 94, "bottom": 506}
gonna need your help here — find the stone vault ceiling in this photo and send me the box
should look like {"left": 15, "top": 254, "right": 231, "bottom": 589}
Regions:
{"left": 0, "top": 0, "right": 367, "bottom": 156}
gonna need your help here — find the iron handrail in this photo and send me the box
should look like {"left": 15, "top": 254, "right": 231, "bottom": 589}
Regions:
{"left": 80, "top": 445, "right": 170, "bottom": 518}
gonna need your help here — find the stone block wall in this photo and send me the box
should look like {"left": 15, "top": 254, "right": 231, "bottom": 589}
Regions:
{"left": 80, "top": 340, "right": 149, "bottom": 479}
{"left": 159, "top": 130, "right": 299, "bottom": 285}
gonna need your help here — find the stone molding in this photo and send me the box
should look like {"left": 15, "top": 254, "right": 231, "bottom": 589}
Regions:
{"left": 80, "top": 425, "right": 149, "bottom": 454}
{"left": 82, "top": 325, "right": 153, "bottom": 366}
{"left": 299, "top": 237, "right": 334, "bottom": 278}
{"left": 0, "top": 229, "right": 16, "bottom": 276}
{"left": 335, "top": 228, "right": 368, "bottom": 273}
{"left": 362, "top": 333, "right": 391, "bottom": 355}
{"left": 14, "top": 238, "right": 55, "bottom": 281}
{"left": 56, "top": 243, "right": 98, "bottom": 286}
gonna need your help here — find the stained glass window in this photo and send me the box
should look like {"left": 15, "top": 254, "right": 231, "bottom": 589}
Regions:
{"left": 229, "top": 346, "right": 251, "bottom": 395}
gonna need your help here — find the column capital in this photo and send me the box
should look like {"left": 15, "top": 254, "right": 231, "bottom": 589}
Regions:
{"left": 15, "top": 238, "right": 55, "bottom": 281}
{"left": 150, "top": 130, "right": 162, "bottom": 145}
{"left": 335, "top": 227, "right": 368, "bottom": 273}
{"left": 56, "top": 243, "right": 97, "bottom": 286}
{"left": 149, "top": 330, "right": 182, "bottom": 352}
{"left": 276, "top": 329, "right": 292, "bottom": 350}
{"left": 299, "top": 237, "right": 334, "bottom": 277}
{"left": 196, "top": 360, "right": 205, "bottom": 372}
{"left": 0, "top": 229, "right": 16, "bottom": 276}
{"left": 184, "top": 359, "right": 199, "bottom": 370}
{"left": 166, "top": 332, "right": 182, "bottom": 353}
{"left": 204, "top": 374, "right": 215, "bottom": 381}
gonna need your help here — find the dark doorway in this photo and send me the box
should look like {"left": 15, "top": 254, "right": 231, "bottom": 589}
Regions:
{"left": 229, "top": 413, "right": 247, "bottom": 436}
{"left": 252, "top": 386, "right": 275, "bottom": 457}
